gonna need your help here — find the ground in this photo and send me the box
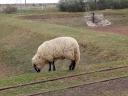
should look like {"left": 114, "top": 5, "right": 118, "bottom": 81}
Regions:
{"left": 91, "top": 25, "right": 128, "bottom": 36}
{"left": 41, "top": 77, "right": 128, "bottom": 96}
{"left": 0, "top": 9, "right": 128, "bottom": 96}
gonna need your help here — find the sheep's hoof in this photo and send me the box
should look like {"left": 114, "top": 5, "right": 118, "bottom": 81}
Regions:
{"left": 69, "top": 65, "right": 72, "bottom": 70}
{"left": 53, "top": 69, "right": 56, "bottom": 71}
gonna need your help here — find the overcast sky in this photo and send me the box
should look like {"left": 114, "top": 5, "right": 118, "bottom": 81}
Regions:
{"left": 0, "top": 0, "right": 59, "bottom": 4}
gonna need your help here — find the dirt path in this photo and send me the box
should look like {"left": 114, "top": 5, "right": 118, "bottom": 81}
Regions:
{"left": 39, "top": 77, "right": 128, "bottom": 96}
{"left": 90, "top": 26, "right": 128, "bottom": 36}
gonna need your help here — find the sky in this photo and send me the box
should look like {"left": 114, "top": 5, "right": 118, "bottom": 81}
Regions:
{"left": 0, "top": 0, "right": 59, "bottom": 4}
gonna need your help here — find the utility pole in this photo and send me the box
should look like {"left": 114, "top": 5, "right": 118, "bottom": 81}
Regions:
{"left": 25, "top": 0, "right": 26, "bottom": 5}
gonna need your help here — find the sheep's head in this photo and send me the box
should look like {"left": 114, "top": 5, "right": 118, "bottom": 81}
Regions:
{"left": 32, "top": 54, "right": 46, "bottom": 73}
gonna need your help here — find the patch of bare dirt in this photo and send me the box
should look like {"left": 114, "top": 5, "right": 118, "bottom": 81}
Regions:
{"left": 20, "top": 14, "right": 82, "bottom": 20}
{"left": 103, "top": 12, "right": 126, "bottom": 16}
{"left": 90, "top": 25, "right": 128, "bottom": 36}
{"left": 20, "top": 14, "right": 86, "bottom": 28}
{"left": 39, "top": 77, "right": 128, "bottom": 96}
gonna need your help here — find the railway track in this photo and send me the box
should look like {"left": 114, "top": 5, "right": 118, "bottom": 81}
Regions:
{"left": 27, "top": 75, "right": 128, "bottom": 96}
{"left": 0, "top": 66, "right": 128, "bottom": 92}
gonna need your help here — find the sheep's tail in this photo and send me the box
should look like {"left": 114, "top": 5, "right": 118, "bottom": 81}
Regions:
{"left": 75, "top": 46, "right": 80, "bottom": 65}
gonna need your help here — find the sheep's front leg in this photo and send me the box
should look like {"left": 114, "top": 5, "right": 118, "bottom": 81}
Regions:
{"left": 72, "top": 60, "right": 76, "bottom": 70}
{"left": 69, "top": 60, "right": 76, "bottom": 70}
{"left": 49, "top": 61, "right": 56, "bottom": 71}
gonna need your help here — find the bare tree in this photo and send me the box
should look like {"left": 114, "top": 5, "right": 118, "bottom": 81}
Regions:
{"left": 95, "top": 0, "right": 97, "bottom": 10}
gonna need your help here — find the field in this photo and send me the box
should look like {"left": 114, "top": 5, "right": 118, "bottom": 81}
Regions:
{"left": 0, "top": 9, "right": 128, "bottom": 96}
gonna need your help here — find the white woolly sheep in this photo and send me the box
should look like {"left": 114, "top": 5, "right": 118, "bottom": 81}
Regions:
{"left": 32, "top": 37, "right": 80, "bottom": 72}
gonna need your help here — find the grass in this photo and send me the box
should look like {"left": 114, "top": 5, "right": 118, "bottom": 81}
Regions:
{"left": 0, "top": 59, "right": 127, "bottom": 88}
{"left": 0, "top": 9, "right": 128, "bottom": 95}
{"left": 0, "top": 63, "right": 128, "bottom": 96}
{"left": 0, "top": 9, "right": 128, "bottom": 75}
{"left": 100, "top": 9, "right": 128, "bottom": 26}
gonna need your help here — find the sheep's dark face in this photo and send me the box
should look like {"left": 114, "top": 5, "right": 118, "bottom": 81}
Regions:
{"left": 33, "top": 63, "right": 41, "bottom": 73}
{"left": 32, "top": 54, "right": 45, "bottom": 73}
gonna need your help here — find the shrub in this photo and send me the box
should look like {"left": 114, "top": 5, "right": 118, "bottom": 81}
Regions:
{"left": 58, "top": 0, "right": 85, "bottom": 12}
{"left": 3, "top": 5, "right": 17, "bottom": 14}
{"left": 88, "top": 0, "right": 128, "bottom": 10}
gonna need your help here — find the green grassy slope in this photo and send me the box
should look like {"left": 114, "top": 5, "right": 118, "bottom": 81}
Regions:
{"left": 0, "top": 8, "right": 128, "bottom": 94}
{"left": 0, "top": 10, "right": 128, "bottom": 77}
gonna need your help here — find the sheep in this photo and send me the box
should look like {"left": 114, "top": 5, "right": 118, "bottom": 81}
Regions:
{"left": 32, "top": 37, "right": 80, "bottom": 72}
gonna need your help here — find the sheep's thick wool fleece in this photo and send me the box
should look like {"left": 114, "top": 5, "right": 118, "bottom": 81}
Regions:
{"left": 37, "top": 37, "right": 80, "bottom": 62}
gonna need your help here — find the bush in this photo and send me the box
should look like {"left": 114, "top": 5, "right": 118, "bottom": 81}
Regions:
{"left": 112, "top": 0, "right": 128, "bottom": 9}
{"left": 58, "top": 0, "right": 85, "bottom": 12}
{"left": 3, "top": 5, "right": 17, "bottom": 14}
{"left": 88, "top": 0, "right": 128, "bottom": 10}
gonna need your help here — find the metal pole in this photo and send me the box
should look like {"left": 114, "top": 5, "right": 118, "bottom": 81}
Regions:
{"left": 92, "top": 12, "right": 95, "bottom": 23}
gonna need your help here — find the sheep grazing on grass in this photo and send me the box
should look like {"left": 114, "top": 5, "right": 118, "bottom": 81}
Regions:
{"left": 32, "top": 37, "right": 80, "bottom": 72}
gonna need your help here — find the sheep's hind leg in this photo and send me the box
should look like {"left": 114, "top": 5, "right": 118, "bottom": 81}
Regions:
{"left": 69, "top": 63, "right": 72, "bottom": 70}
{"left": 52, "top": 61, "right": 56, "bottom": 71}
{"left": 69, "top": 60, "right": 76, "bottom": 70}
{"left": 71, "top": 60, "right": 76, "bottom": 70}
